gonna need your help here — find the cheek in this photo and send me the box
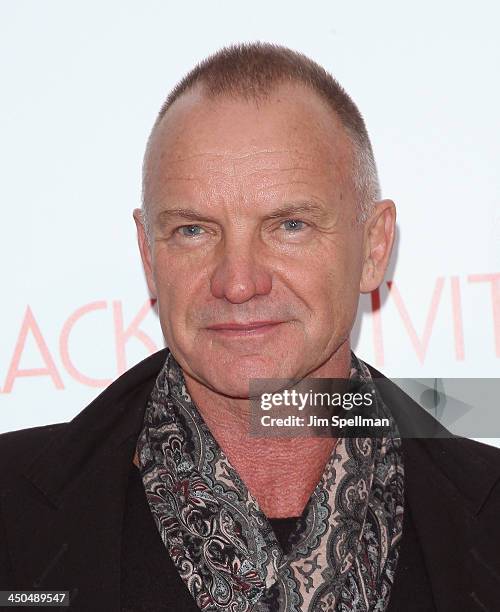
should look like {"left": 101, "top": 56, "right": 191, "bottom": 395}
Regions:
{"left": 154, "top": 263, "right": 205, "bottom": 326}
{"left": 154, "top": 270, "right": 175, "bottom": 306}
{"left": 308, "top": 261, "right": 359, "bottom": 321}
{"left": 154, "top": 250, "right": 192, "bottom": 294}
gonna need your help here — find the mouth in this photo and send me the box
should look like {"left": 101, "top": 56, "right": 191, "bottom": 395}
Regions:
{"left": 205, "top": 320, "right": 285, "bottom": 337}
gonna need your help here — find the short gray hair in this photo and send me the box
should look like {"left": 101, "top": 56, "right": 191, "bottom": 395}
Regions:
{"left": 141, "top": 42, "right": 381, "bottom": 241}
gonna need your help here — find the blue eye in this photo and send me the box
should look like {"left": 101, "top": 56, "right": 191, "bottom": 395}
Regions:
{"left": 282, "top": 219, "right": 306, "bottom": 231}
{"left": 178, "top": 225, "right": 204, "bottom": 237}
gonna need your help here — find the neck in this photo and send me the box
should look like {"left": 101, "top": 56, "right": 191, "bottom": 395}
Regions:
{"left": 179, "top": 339, "right": 352, "bottom": 518}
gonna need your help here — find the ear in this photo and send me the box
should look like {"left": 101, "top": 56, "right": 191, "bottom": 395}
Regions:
{"left": 359, "top": 199, "right": 396, "bottom": 293}
{"left": 133, "top": 208, "right": 157, "bottom": 298}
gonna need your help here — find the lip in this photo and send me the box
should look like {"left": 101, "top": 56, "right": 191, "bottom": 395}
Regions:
{"left": 206, "top": 320, "right": 284, "bottom": 335}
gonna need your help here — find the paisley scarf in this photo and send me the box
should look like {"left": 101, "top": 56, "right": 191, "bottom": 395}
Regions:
{"left": 135, "top": 349, "right": 404, "bottom": 611}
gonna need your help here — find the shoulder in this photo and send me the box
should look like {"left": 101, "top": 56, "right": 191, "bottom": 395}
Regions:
{"left": 363, "top": 358, "right": 500, "bottom": 507}
{"left": 0, "top": 423, "right": 67, "bottom": 477}
{"left": 414, "top": 434, "right": 500, "bottom": 465}
{"left": 405, "top": 435, "right": 500, "bottom": 507}
{"left": 0, "top": 422, "right": 68, "bottom": 462}
{"left": 0, "top": 348, "right": 169, "bottom": 486}
{"left": 414, "top": 435, "right": 500, "bottom": 484}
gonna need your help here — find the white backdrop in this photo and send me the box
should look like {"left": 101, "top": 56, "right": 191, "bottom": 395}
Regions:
{"left": 1, "top": 1, "right": 499, "bottom": 446}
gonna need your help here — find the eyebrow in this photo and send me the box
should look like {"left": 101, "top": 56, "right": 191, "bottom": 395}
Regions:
{"left": 263, "top": 202, "right": 326, "bottom": 219}
{"left": 156, "top": 202, "right": 327, "bottom": 225}
{"left": 156, "top": 208, "right": 216, "bottom": 224}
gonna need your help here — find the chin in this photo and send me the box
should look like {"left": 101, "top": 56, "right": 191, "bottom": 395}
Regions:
{"left": 202, "top": 357, "right": 298, "bottom": 398}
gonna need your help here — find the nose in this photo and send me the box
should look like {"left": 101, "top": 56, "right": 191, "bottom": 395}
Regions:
{"left": 210, "top": 235, "right": 272, "bottom": 304}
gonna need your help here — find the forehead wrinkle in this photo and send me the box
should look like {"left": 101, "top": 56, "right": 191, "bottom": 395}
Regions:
{"left": 233, "top": 153, "right": 318, "bottom": 173}
{"left": 234, "top": 167, "right": 329, "bottom": 181}
{"left": 154, "top": 161, "right": 325, "bottom": 185}
{"left": 148, "top": 145, "right": 349, "bottom": 206}
{"left": 154, "top": 139, "right": 335, "bottom": 171}
{"left": 160, "top": 149, "right": 321, "bottom": 172}
{"left": 161, "top": 152, "right": 227, "bottom": 163}
{"left": 155, "top": 171, "right": 236, "bottom": 182}
{"left": 154, "top": 175, "right": 336, "bottom": 207}
{"left": 154, "top": 149, "right": 303, "bottom": 178}
{"left": 255, "top": 179, "right": 317, "bottom": 190}
{"left": 159, "top": 148, "right": 302, "bottom": 164}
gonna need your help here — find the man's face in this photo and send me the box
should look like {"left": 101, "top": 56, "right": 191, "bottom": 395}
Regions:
{"left": 137, "top": 82, "right": 380, "bottom": 397}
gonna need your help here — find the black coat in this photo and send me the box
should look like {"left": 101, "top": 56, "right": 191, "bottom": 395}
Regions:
{"left": 1, "top": 349, "right": 500, "bottom": 611}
